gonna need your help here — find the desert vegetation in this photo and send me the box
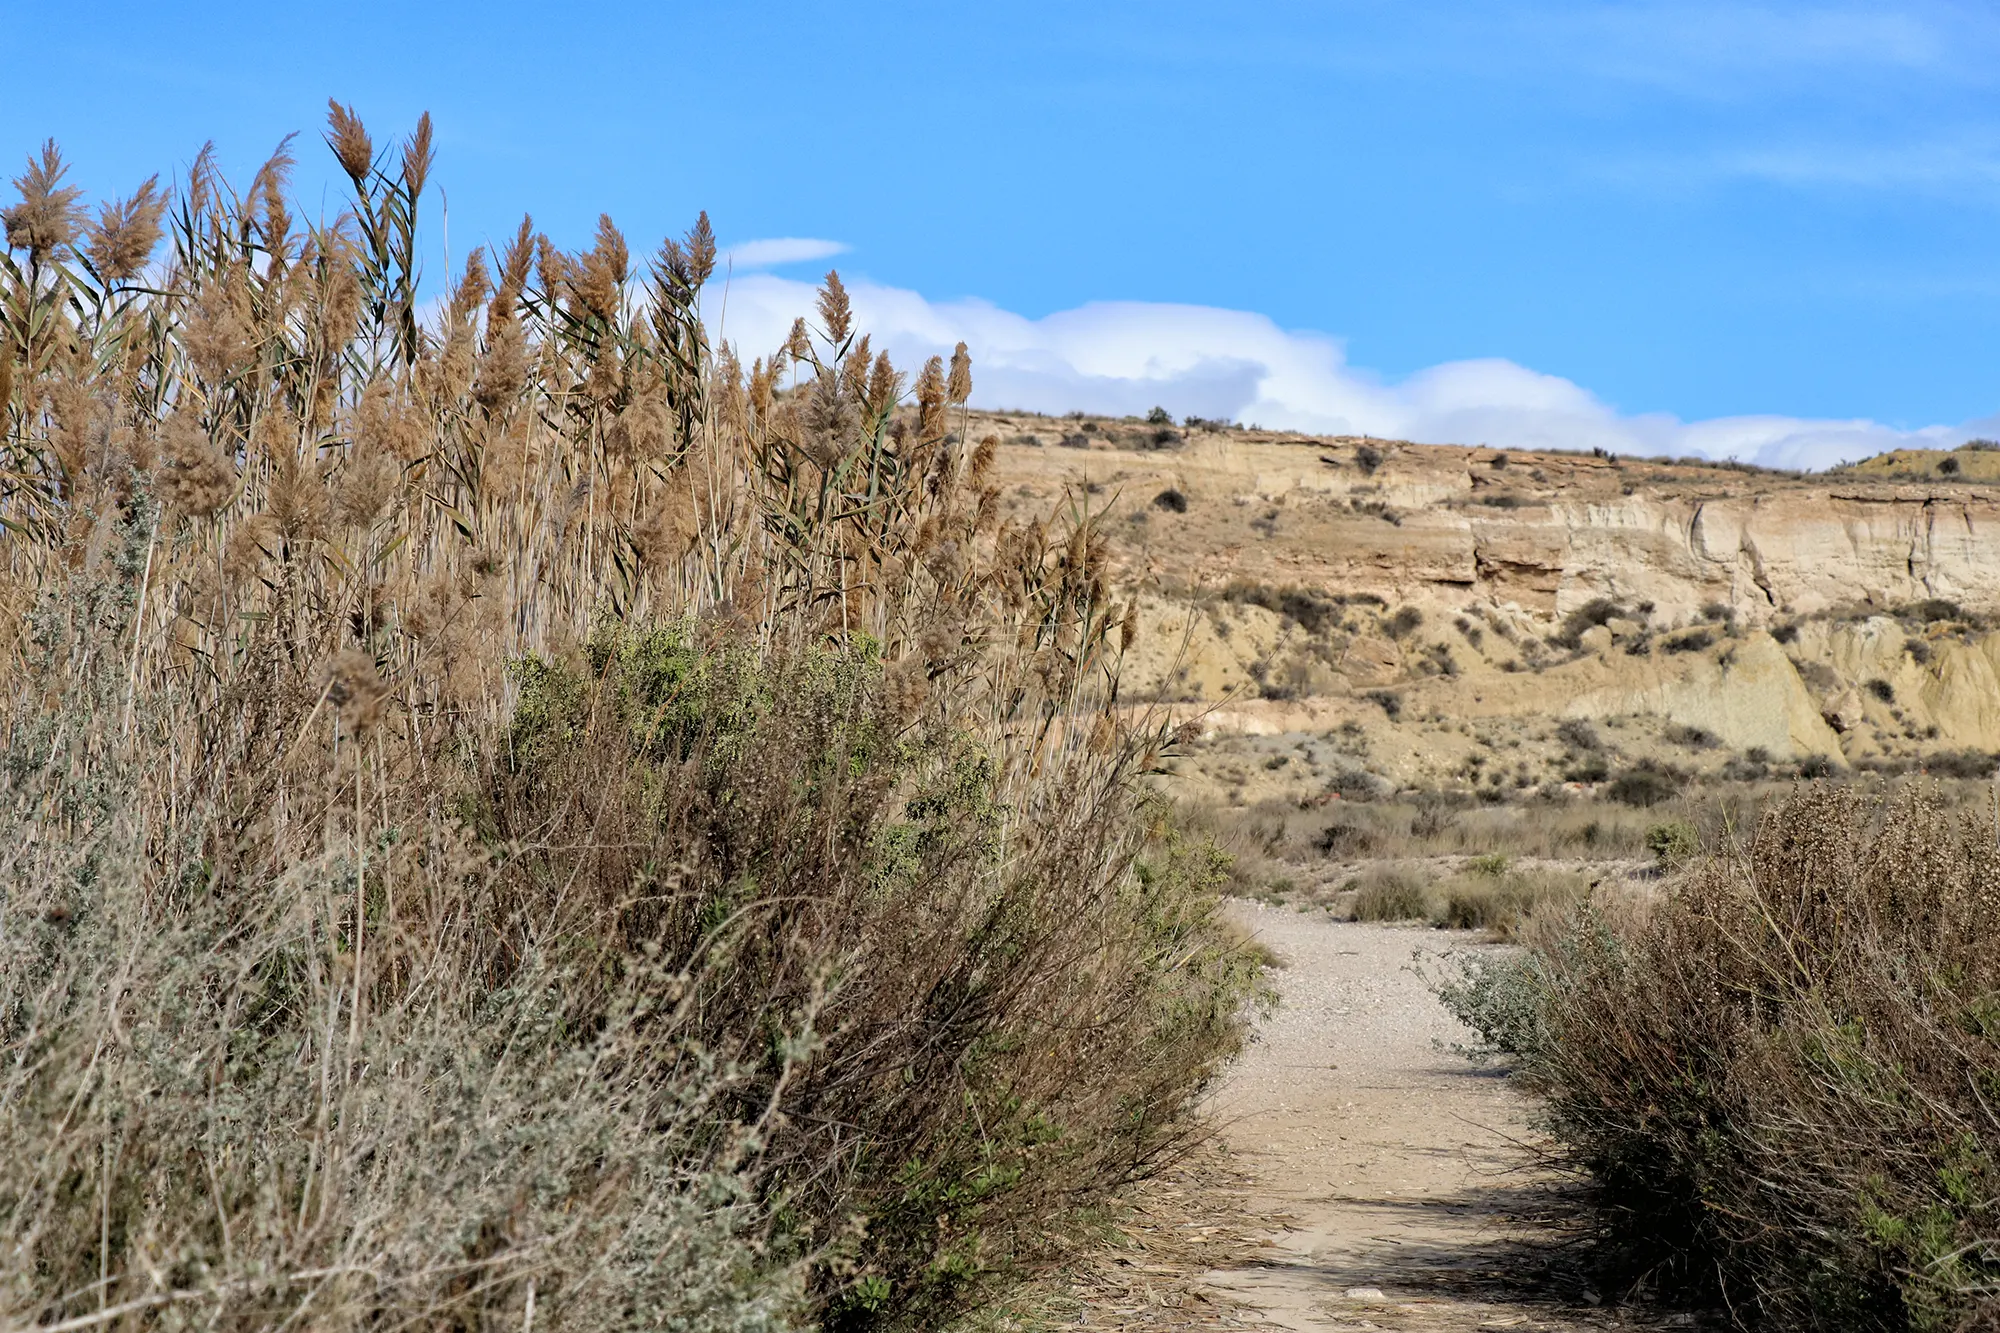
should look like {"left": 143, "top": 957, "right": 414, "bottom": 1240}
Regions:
{"left": 0, "top": 111, "right": 1261, "bottom": 1329}
{"left": 1442, "top": 782, "right": 2000, "bottom": 1328}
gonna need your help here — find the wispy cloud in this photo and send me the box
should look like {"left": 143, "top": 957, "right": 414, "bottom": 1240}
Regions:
{"left": 721, "top": 237, "right": 850, "bottom": 270}
{"left": 705, "top": 273, "right": 1993, "bottom": 471}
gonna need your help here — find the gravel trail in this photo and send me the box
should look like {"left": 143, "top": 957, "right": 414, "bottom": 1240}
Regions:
{"left": 1195, "top": 902, "right": 1683, "bottom": 1332}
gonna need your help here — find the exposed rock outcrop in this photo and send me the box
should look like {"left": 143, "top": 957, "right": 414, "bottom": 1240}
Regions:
{"left": 981, "top": 412, "right": 2000, "bottom": 786}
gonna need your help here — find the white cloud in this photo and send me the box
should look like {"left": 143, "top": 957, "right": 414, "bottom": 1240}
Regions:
{"left": 702, "top": 271, "right": 1989, "bottom": 471}
{"left": 720, "top": 237, "right": 850, "bottom": 270}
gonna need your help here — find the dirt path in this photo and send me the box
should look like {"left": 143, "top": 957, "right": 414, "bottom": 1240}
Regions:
{"left": 1193, "top": 902, "right": 1684, "bottom": 1332}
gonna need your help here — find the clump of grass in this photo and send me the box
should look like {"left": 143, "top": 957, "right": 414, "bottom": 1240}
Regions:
{"left": 1349, "top": 865, "right": 1431, "bottom": 921}
{"left": 1431, "top": 867, "right": 1587, "bottom": 938}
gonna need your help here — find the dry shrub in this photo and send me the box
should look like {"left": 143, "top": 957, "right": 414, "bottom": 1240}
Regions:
{"left": 490, "top": 628, "right": 1258, "bottom": 1327}
{"left": 1447, "top": 785, "right": 2000, "bottom": 1328}
{"left": 1430, "top": 866, "right": 1588, "bottom": 938}
{"left": 1348, "top": 864, "right": 1430, "bottom": 921}
{"left": 0, "top": 577, "right": 796, "bottom": 1333}
{"left": 0, "top": 113, "right": 1259, "bottom": 1331}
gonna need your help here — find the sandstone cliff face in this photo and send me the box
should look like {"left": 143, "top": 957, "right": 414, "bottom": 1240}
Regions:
{"left": 986, "top": 420, "right": 2000, "bottom": 625}
{"left": 1560, "top": 632, "right": 1843, "bottom": 761}
{"left": 980, "top": 413, "right": 2000, "bottom": 786}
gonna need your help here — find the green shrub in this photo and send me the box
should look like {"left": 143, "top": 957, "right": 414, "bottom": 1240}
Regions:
{"left": 0, "top": 118, "right": 1262, "bottom": 1333}
{"left": 1606, "top": 762, "right": 1683, "bottom": 807}
{"left": 493, "top": 629, "right": 1262, "bottom": 1329}
{"left": 1555, "top": 597, "right": 1624, "bottom": 648}
{"left": 1644, "top": 818, "right": 1699, "bottom": 869}
{"left": 0, "top": 598, "right": 799, "bottom": 1333}
{"left": 1385, "top": 606, "right": 1423, "bottom": 638}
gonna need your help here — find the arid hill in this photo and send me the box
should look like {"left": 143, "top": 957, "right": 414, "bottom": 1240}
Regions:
{"left": 978, "top": 410, "right": 2000, "bottom": 795}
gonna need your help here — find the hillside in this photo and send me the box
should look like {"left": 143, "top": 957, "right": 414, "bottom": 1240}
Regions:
{"left": 976, "top": 410, "right": 2000, "bottom": 796}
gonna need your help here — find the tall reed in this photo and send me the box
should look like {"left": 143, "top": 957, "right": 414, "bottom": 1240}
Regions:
{"left": 0, "top": 107, "right": 1257, "bottom": 1330}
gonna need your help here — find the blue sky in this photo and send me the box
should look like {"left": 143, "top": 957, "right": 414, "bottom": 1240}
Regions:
{"left": 7, "top": 0, "right": 1998, "bottom": 463}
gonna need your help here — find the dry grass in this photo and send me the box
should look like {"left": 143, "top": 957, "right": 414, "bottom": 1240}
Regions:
{"left": 0, "top": 113, "right": 1260, "bottom": 1331}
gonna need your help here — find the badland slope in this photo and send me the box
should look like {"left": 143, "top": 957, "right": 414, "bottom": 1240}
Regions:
{"left": 979, "top": 412, "right": 2000, "bottom": 796}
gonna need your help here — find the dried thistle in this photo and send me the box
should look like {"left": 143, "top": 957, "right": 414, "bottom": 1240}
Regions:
{"left": 3, "top": 140, "right": 85, "bottom": 262}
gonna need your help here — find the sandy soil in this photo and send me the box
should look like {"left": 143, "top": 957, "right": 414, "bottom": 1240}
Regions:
{"left": 1186, "top": 902, "right": 1700, "bottom": 1332}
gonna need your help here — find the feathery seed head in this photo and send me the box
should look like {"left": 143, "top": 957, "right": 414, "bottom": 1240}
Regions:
{"left": 448, "top": 248, "right": 491, "bottom": 324}
{"left": 840, "top": 334, "right": 871, "bottom": 408}
{"left": 970, "top": 433, "right": 997, "bottom": 484}
{"left": 865, "top": 351, "right": 903, "bottom": 421}
{"left": 84, "top": 176, "right": 165, "bottom": 282}
{"left": 535, "top": 234, "right": 567, "bottom": 300}
{"left": 182, "top": 273, "right": 255, "bottom": 384}
{"left": 493, "top": 216, "right": 535, "bottom": 317}
{"left": 784, "top": 318, "right": 811, "bottom": 363}
{"left": 325, "top": 101, "right": 375, "bottom": 184}
{"left": 4, "top": 140, "right": 85, "bottom": 262}
{"left": 325, "top": 647, "right": 389, "bottom": 734}
{"left": 817, "top": 271, "right": 851, "bottom": 345}
{"left": 973, "top": 485, "right": 1001, "bottom": 535}
{"left": 247, "top": 137, "right": 296, "bottom": 254}
{"left": 914, "top": 356, "right": 947, "bottom": 440}
{"left": 686, "top": 211, "right": 716, "bottom": 285}
{"left": 158, "top": 414, "right": 238, "bottom": 520}
{"left": 748, "top": 356, "right": 772, "bottom": 422}
{"left": 571, "top": 214, "right": 629, "bottom": 321}
{"left": 946, "top": 342, "right": 972, "bottom": 405}
{"left": 401, "top": 112, "right": 435, "bottom": 198}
